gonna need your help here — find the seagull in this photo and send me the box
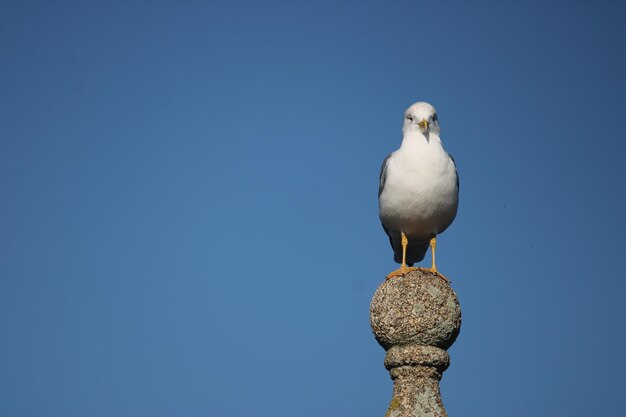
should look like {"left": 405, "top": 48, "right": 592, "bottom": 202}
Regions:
{"left": 378, "top": 102, "right": 459, "bottom": 281}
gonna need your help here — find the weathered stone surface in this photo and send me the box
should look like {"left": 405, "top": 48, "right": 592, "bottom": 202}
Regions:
{"left": 386, "top": 366, "right": 447, "bottom": 417}
{"left": 370, "top": 270, "right": 461, "bottom": 351}
{"left": 384, "top": 345, "right": 449, "bottom": 371}
{"left": 370, "top": 269, "right": 461, "bottom": 417}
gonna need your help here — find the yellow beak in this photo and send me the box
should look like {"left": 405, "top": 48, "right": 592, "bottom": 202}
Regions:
{"left": 417, "top": 119, "right": 429, "bottom": 130}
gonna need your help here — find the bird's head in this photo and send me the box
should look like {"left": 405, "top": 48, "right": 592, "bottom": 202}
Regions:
{"left": 402, "top": 102, "right": 440, "bottom": 136}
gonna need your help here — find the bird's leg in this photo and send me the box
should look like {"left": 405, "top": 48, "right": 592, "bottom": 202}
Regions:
{"left": 424, "top": 236, "right": 450, "bottom": 283}
{"left": 386, "top": 232, "right": 417, "bottom": 279}
{"left": 401, "top": 232, "right": 409, "bottom": 266}
{"left": 429, "top": 237, "right": 437, "bottom": 272}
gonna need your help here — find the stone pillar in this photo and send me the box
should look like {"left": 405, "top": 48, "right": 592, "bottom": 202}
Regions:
{"left": 370, "top": 270, "right": 461, "bottom": 417}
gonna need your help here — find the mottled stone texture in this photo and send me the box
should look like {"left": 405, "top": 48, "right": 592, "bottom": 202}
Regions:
{"left": 370, "top": 270, "right": 461, "bottom": 417}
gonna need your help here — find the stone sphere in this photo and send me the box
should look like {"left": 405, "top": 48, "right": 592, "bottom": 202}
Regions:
{"left": 370, "top": 270, "right": 461, "bottom": 350}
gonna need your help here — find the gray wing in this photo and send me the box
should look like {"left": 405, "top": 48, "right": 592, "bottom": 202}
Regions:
{"left": 378, "top": 153, "right": 396, "bottom": 255}
{"left": 378, "top": 153, "right": 392, "bottom": 198}
{"left": 447, "top": 152, "right": 460, "bottom": 190}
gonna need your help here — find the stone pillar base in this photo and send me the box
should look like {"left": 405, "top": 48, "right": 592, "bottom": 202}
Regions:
{"left": 370, "top": 270, "right": 461, "bottom": 417}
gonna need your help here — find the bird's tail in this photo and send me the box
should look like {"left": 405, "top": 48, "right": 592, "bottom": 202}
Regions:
{"left": 393, "top": 239, "right": 429, "bottom": 266}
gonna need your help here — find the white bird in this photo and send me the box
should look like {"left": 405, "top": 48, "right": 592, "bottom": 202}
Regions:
{"left": 378, "top": 102, "right": 459, "bottom": 280}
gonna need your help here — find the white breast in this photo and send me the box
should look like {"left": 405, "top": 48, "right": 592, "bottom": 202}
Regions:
{"left": 379, "top": 134, "right": 458, "bottom": 240}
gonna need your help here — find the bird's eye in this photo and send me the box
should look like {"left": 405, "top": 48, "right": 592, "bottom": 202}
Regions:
{"left": 406, "top": 114, "right": 413, "bottom": 120}
{"left": 432, "top": 113, "right": 438, "bottom": 122}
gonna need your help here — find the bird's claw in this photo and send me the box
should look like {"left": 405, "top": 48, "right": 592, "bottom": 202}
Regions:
{"left": 386, "top": 265, "right": 417, "bottom": 280}
{"left": 418, "top": 267, "right": 451, "bottom": 283}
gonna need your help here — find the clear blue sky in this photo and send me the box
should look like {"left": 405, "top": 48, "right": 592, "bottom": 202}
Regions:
{"left": 2, "top": 1, "right": 625, "bottom": 416}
